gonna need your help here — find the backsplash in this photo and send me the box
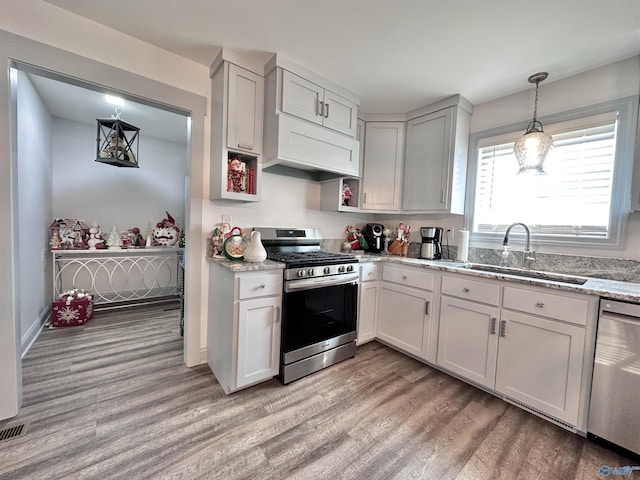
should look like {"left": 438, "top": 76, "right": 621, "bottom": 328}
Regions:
{"left": 323, "top": 240, "right": 640, "bottom": 284}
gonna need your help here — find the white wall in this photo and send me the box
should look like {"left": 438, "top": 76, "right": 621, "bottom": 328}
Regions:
{"left": 52, "top": 119, "right": 187, "bottom": 232}
{"left": 16, "top": 72, "right": 52, "bottom": 354}
{"left": 204, "top": 172, "right": 373, "bottom": 240}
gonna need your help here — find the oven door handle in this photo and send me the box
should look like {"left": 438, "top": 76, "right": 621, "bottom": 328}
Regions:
{"left": 284, "top": 273, "right": 359, "bottom": 292}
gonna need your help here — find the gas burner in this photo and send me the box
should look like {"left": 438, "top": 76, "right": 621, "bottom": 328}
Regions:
{"left": 268, "top": 251, "right": 358, "bottom": 268}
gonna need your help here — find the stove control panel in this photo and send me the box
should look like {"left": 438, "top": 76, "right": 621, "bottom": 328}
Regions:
{"left": 285, "top": 263, "right": 357, "bottom": 281}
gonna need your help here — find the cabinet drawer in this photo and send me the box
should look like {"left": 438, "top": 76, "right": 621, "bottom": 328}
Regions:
{"left": 238, "top": 273, "right": 282, "bottom": 300}
{"left": 441, "top": 275, "right": 501, "bottom": 306}
{"left": 360, "top": 263, "right": 380, "bottom": 282}
{"left": 502, "top": 286, "right": 588, "bottom": 326}
{"left": 383, "top": 265, "right": 433, "bottom": 291}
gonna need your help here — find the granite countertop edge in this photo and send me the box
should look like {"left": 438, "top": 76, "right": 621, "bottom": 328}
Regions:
{"left": 354, "top": 252, "right": 640, "bottom": 303}
{"left": 206, "top": 252, "right": 640, "bottom": 302}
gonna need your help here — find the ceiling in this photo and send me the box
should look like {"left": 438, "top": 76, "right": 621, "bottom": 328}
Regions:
{"left": 27, "top": 73, "right": 189, "bottom": 144}
{"left": 41, "top": 0, "right": 640, "bottom": 115}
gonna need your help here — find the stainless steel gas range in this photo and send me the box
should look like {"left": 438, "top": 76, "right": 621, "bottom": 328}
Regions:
{"left": 255, "top": 228, "right": 359, "bottom": 384}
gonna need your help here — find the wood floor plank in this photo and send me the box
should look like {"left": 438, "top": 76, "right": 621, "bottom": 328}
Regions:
{"left": 0, "top": 304, "right": 635, "bottom": 480}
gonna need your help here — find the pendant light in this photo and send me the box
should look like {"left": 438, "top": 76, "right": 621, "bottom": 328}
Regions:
{"left": 96, "top": 107, "right": 140, "bottom": 168}
{"left": 513, "top": 72, "right": 553, "bottom": 175}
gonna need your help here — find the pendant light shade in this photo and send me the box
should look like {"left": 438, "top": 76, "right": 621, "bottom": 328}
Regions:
{"left": 514, "top": 72, "right": 552, "bottom": 175}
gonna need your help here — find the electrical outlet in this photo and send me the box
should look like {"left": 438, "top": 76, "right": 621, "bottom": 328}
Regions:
{"left": 221, "top": 214, "right": 232, "bottom": 225}
{"left": 446, "top": 227, "right": 455, "bottom": 240}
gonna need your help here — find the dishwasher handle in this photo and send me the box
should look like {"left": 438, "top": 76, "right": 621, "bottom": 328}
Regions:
{"left": 600, "top": 299, "right": 640, "bottom": 320}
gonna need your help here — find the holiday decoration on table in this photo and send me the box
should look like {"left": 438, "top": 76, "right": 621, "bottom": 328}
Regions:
{"left": 152, "top": 212, "right": 181, "bottom": 246}
{"left": 49, "top": 218, "right": 90, "bottom": 250}
{"left": 87, "top": 223, "right": 105, "bottom": 250}
{"left": 51, "top": 288, "right": 94, "bottom": 327}
{"left": 106, "top": 225, "right": 122, "bottom": 249}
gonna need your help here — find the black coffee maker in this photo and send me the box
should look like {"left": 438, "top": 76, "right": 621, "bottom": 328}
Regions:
{"left": 420, "top": 227, "right": 443, "bottom": 259}
{"left": 363, "top": 223, "right": 384, "bottom": 253}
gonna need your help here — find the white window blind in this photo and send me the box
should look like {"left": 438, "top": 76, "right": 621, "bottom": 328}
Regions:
{"left": 473, "top": 116, "right": 618, "bottom": 239}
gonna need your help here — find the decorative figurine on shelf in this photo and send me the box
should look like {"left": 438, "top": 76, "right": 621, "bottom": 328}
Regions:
{"left": 345, "top": 225, "right": 361, "bottom": 250}
{"left": 131, "top": 227, "right": 144, "bottom": 247}
{"left": 49, "top": 230, "right": 62, "bottom": 250}
{"left": 106, "top": 225, "right": 122, "bottom": 249}
{"left": 58, "top": 220, "right": 78, "bottom": 249}
{"left": 342, "top": 183, "right": 352, "bottom": 206}
{"left": 87, "top": 223, "right": 105, "bottom": 250}
{"left": 227, "top": 157, "right": 246, "bottom": 193}
{"left": 153, "top": 211, "right": 180, "bottom": 247}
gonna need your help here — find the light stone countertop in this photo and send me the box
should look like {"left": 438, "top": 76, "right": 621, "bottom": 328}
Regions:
{"left": 207, "top": 252, "right": 640, "bottom": 302}
{"left": 206, "top": 256, "right": 285, "bottom": 273}
{"left": 355, "top": 252, "right": 640, "bottom": 303}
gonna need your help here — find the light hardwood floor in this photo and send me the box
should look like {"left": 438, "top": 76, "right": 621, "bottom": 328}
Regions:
{"left": 0, "top": 305, "right": 633, "bottom": 480}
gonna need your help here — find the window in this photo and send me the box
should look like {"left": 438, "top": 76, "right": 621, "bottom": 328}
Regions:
{"left": 465, "top": 97, "right": 638, "bottom": 249}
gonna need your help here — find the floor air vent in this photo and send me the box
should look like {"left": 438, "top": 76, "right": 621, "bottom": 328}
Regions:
{"left": 0, "top": 423, "right": 27, "bottom": 442}
{"left": 503, "top": 397, "right": 577, "bottom": 433}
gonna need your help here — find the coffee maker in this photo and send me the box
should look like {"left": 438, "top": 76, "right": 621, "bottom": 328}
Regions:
{"left": 363, "top": 223, "right": 384, "bottom": 253}
{"left": 420, "top": 227, "right": 443, "bottom": 260}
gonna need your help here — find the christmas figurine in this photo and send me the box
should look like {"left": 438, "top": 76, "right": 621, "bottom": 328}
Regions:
{"left": 107, "top": 225, "right": 122, "bottom": 249}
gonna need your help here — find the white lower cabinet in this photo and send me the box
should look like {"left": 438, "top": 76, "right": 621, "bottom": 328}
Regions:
{"left": 495, "top": 310, "right": 585, "bottom": 425}
{"left": 377, "top": 265, "right": 435, "bottom": 361}
{"left": 208, "top": 263, "right": 282, "bottom": 394}
{"left": 357, "top": 263, "right": 379, "bottom": 345}
{"left": 437, "top": 273, "right": 596, "bottom": 429}
{"left": 437, "top": 296, "right": 499, "bottom": 389}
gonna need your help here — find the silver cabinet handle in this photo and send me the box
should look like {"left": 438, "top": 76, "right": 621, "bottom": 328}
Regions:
{"left": 441, "top": 189, "right": 446, "bottom": 203}
{"left": 237, "top": 143, "right": 254, "bottom": 150}
{"left": 499, "top": 320, "right": 506, "bottom": 337}
{"left": 324, "top": 102, "right": 329, "bottom": 118}
{"left": 425, "top": 301, "right": 430, "bottom": 315}
{"left": 463, "top": 287, "right": 470, "bottom": 293}
{"left": 535, "top": 302, "right": 545, "bottom": 308}
{"left": 318, "top": 101, "right": 324, "bottom": 117}
{"left": 363, "top": 192, "right": 367, "bottom": 204}
{"left": 274, "top": 306, "right": 281, "bottom": 323}
{"left": 490, "top": 317, "right": 496, "bottom": 334}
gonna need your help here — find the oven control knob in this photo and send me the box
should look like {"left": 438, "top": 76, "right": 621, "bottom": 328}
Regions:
{"left": 347, "top": 265, "right": 354, "bottom": 272}
{"left": 338, "top": 265, "right": 346, "bottom": 273}
{"left": 297, "top": 269, "right": 306, "bottom": 277}
{"left": 323, "top": 267, "right": 331, "bottom": 275}
{"left": 307, "top": 269, "right": 315, "bottom": 276}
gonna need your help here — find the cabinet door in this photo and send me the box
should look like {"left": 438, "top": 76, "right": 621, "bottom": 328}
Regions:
{"left": 403, "top": 108, "right": 454, "bottom": 212}
{"left": 323, "top": 89, "right": 357, "bottom": 137}
{"left": 236, "top": 296, "right": 281, "bottom": 388}
{"left": 437, "top": 296, "right": 500, "bottom": 389}
{"left": 361, "top": 122, "right": 405, "bottom": 211}
{"left": 495, "top": 310, "right": 585, "bottom": 426}
{"left": 281, "top": 70, "right": 323, "bottom": 126}
{"left": 358, "top": 281, "right": 379, "bottom": 344}
{"left": 227, "top": 64, "right": 264, "bottom": 154}
{"left": 377, "top": 282, "right": 431, "bottom": 358}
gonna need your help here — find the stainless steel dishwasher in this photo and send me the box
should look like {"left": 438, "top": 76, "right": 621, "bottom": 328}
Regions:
{"left": 588, "top": 299, "right": 640, "bottom": 456}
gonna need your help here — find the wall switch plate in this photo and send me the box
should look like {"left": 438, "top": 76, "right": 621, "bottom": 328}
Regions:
{"left": 222, "top": 214, "right": 232, "bottom": 225}
{"left": 446, "top": 228, "right": 455, "bottom": 240}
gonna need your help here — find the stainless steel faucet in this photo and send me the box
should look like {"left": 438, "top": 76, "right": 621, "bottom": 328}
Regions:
{"left": 503, "top": 222, "right": 535, "bottom": 269}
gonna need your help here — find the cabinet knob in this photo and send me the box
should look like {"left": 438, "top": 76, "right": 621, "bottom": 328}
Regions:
{"left": 535, "top": 302, "right": 544, "bottom": 308}
{"left": 463, "top": 287, "right": 470, "bottom": 293}
{"left": 402, "top": 275, "right": 407, "bottom": 280}
{"left": 258, "top": 284, "right": 266, "bottom": 289}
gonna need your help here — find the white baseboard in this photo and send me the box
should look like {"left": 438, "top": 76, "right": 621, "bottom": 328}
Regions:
{"left": 21, "top": 307, "right": 50, "bottom": 358}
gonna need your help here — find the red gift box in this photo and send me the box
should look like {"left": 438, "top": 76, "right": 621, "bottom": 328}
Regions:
{"left": 52, "top": 294, "right": 94, "bottom": 327}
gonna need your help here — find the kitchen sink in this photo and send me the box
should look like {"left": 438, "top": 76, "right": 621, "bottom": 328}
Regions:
{"left": 462, "top": 263, "right": 589, "bottom": 285}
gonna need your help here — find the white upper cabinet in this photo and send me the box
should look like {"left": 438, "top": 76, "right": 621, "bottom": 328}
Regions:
{"left": 209, "top": 51, "right": 264, "bottom": 202}
{"left": 360, "top": 122, "right": 405, "bottom": 211}
{"left": 226, "top": 63, "right": 264, "bottom": 154}
{"left": 281, "top": 70, "right": 357, "bottom": 137}
{"left": 263, "top": 55, "right": 361, "bottom": 178}
{"left": 403, "top": 97, "right": 472, "bottom": 214}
